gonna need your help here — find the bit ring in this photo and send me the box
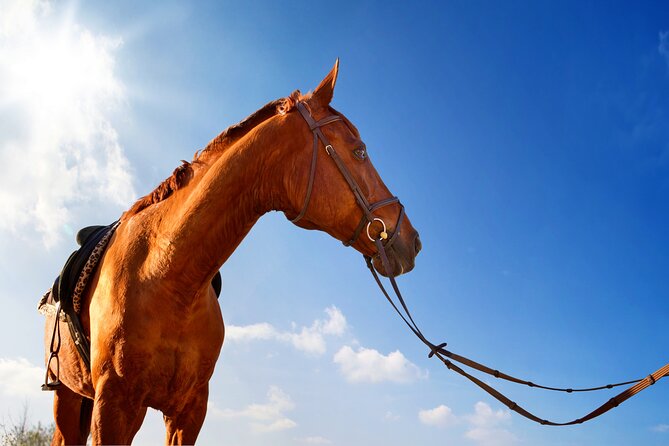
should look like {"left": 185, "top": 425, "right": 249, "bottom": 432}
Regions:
{"left": 366, "top": 218, "right": 388, "bottom": 242}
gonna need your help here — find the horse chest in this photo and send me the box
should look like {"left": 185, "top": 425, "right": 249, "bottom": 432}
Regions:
{"left": 121, "top": 295, "right": 223, "bottom": 390}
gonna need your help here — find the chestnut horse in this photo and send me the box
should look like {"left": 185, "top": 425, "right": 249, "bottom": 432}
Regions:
{"left": 42, "top": 61, "right": 421, "bottom": 445}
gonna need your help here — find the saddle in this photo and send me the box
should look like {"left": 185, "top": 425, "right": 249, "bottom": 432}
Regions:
{"left": 39, "top": 222, "right": 222, "bottom": 390}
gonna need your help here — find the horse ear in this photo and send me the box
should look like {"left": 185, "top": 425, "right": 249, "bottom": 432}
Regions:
{"left": 310, "top": 59, "right": 339, "bottom": 107}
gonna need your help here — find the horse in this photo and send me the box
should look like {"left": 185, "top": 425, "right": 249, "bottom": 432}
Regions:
{"left": 41, "top": 61, "right": 421, "bottom": 445}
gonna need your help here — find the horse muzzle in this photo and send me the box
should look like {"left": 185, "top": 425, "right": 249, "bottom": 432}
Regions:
{"left": 372, "top": 230, "right": 421, "bottom": 277}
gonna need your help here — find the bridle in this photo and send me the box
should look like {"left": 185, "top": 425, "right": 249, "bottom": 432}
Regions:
{"left": 292, "top": 101, "right": 668, "bottom": 426}
{"left": 292, "top": 101, "right": 405, "bottom": 254}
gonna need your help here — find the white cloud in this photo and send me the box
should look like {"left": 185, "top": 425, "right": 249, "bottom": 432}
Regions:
{"left": 384, "top": 411, "right": 400, "bottom": 421}
{"left": 660, "top": 31, "right": 669, "bottom": 69}
{"left": 285, "top": 325, "right": 328, "bottom": 355}
{"left": 298, "top": 436, "right": 332, "bottom": 444}
{"left": 418, "top": 404, "right": 458, "bottom": 428}
{"left": 464, "top": 402, "right": 517, "bottom": 446}
{"left": 465, "top": 427, "right": 517, "bottom": 446}
{"left": 0, "top": 0, "right": 135, "bottom": 248}
{"left": 0, "top": 357, "right": 54, "bottom": 426}
{"left": 333, "top": 345, "right": 426, "bottom": 383}
{"left": 226, "top": 322, "right": 277, "bottom": 341}
{"left": 226, "top": 306, "right": 347, "bottom": 355}
{"left": 208, "top": 386, "right": 297, "bottom": 433}
{"left": 652, "top": 423, "right": 669, "bottom": 433}
{"left": 251, "top": 417, "right": 297, "bottom": 433}
{"left": 418, "top": 402, "right": 517, "bottom": 446}
{"left": 320, "top": 306, "right": 347, "bottom": 335}
{"left": 0, "top": 357, "right": 44, "bottom": 397}
{"left": 466, "top": 401, "right": 512, "bottom": 427}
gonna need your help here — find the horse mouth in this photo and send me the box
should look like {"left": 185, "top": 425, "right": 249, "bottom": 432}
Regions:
{"left": 372, "top": 256, "right": 415, "bottom": 277}
{"left": 371, "top": 230, "right": 420, "bottom": 277}
{"left": 371, "top": 248, "right": 416, "bottom": 278}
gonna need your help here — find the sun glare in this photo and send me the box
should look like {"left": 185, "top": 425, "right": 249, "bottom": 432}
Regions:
{"left": 0, "top": 1, "right": 134, "bottom": 248}
{"left": 3, "top": 7, "right": 122, "bottom": 118}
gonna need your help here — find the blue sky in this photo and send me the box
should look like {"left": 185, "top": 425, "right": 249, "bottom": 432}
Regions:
{"left": 1, "top": 1, "right": 668, "bottom": 445}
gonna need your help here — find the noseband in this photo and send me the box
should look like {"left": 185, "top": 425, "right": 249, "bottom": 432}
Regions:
{"left": 292, "top": 102, "right": 405, "bottom": 256}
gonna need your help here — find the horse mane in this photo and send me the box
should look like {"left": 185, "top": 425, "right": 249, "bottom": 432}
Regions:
{"left": 125, "top": 160, "right": 195, "bottom": 216}
{"left": 204, "top": 90, "right": 304, "bottom": 153}
{"left": 124, "top": 90, "right": 306, "bottom": 217}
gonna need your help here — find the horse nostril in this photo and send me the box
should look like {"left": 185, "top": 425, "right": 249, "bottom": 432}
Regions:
{"left": 414, "top": 233, "right": 422, "bottom": 255}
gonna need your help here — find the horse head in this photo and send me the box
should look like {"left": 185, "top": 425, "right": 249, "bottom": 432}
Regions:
{"left": 284, "top": 61, "right": 421, "bottom": 277}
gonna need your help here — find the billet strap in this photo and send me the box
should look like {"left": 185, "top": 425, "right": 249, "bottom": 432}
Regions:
{"left": 365, "top": 244, "right": 669, "bottom": 425}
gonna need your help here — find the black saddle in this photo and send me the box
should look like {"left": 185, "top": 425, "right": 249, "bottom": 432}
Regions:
{"left": 52, "top": 225, "right": 115, "bottom": 307}
{"left": 76, "top": 225, "right": 106, "bottom": 246}
{"left": 48, "top": 222, "right": 119, "bottom": 371}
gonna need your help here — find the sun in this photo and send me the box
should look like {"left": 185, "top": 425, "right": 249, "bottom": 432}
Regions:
{"left": 1, "top": 2, "right": 123, "bottom": 120}
{"left": 0, "top": 0, "right": 134, "bottom": 248}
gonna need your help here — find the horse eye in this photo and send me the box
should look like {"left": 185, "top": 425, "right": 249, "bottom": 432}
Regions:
{"left": 353, "top": 147, "right": 367, "bottom": 161}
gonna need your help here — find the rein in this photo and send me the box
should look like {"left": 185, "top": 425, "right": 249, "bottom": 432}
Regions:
{"left": 366, "top": 249, "right": 669, "bottom": 425}
{"left": 293, "top": 102, "right": 668, "bottom": 426}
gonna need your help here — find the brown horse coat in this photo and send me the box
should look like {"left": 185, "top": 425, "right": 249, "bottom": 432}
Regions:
{"left": 43, "top": 61, "right": 420, "bottom": 445}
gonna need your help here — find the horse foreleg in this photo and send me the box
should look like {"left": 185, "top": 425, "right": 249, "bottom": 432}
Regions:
{"left": 90, "top": 377, "right": 145, "bottom": 445}
{"left": 130, "top": 406, "right": 149, "bottom": 440}
{"left": 50, "top": 381, "right": 93, "bottom": 446}
{"left": 163, "top": 386, "right": 209, "bottom": 446}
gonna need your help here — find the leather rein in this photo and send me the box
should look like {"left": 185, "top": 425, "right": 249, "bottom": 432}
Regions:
{"left": 293, "top": 101, "right": 668, "bottom": 426}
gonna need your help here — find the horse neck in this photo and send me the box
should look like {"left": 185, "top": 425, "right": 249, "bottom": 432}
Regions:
{"left": 144, "top": 116, "right": 295, "bottom": 300}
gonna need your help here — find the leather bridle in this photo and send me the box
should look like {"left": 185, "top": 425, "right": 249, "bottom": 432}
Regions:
{"left": 292, "top": 101, "right": 405, "bottom": 255}
{"left": 293, "top": 100, "right": 668, "bottom": 426}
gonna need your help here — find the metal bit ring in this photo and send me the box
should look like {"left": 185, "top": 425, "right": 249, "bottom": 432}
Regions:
{"left": 366, "top": 218, "right": 388, "bottom": 242}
